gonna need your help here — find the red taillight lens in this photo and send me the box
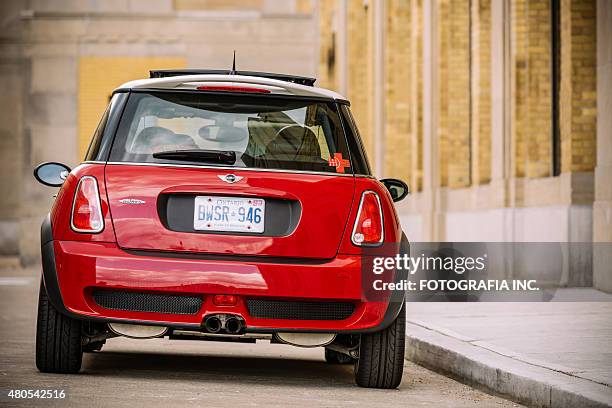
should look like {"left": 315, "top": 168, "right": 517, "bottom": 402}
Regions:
{"left": 196, "top": 85, "right": 271, "bottom": 94}
{"left": 71, "top": 176, "right": 104, "bottom": 233}
{"left": 352, "top": 191, "right": 384, "bottom": 246}
{"left": 212, "top": 294, "right": 238, "bottom": 306}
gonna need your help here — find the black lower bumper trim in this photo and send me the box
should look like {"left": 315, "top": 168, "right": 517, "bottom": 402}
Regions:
{"left": 93, "top": 290, "right": 202, "bottom": 315}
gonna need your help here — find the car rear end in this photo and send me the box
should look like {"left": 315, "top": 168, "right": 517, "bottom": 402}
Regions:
{"left": 38, "top": 72, "right": 407, "bottom": 388}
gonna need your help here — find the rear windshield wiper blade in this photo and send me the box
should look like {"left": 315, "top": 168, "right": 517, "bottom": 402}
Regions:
{"left": 152, "top": 149, "right": 236, "bottom": 165}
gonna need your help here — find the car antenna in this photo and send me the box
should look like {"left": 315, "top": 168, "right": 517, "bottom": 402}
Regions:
{"left": 230, "top": 50, "right": 236, "bottom": 75}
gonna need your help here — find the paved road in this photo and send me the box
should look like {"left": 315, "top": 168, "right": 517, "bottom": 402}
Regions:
{"left": 0, "top": 273, "right": 520, "bottom": 407}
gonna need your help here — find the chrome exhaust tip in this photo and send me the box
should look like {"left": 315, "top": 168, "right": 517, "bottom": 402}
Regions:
{"left": 225, "top": 317, "right": 244, "bottom": 334}
{"left": 204, "top": 316, "right": 222, "bottom": 333}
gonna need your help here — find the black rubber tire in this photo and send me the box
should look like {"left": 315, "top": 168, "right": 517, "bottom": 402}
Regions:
{"left": 354, "top": 302, "right": 405, "bottom": 389}
{"left": 35, "top": 281, "right": 83, "bottom": 373}
{"left": 324, "top": 348, "right": 355, "bottom": 364}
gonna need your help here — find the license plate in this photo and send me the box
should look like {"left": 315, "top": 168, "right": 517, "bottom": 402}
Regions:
{"left": 193, "top": 196, "right": 265, "bottom": 233}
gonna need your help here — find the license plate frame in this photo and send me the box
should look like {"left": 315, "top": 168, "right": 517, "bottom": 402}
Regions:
{"left": 193, "top": 196, "right": 265, "bottom": 233}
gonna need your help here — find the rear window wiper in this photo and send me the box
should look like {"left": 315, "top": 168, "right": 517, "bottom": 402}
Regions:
{"left": 152, "top": 149, "right": 236, "bottom": 165}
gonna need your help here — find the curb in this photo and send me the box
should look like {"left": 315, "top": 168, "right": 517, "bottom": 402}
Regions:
{"left": 405, "top": 322, "right": 612, "bottom": 408}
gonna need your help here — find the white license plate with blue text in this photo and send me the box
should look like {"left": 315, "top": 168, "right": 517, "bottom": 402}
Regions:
{"left": 193, "top": 196, "right": 265, "bottom": 233}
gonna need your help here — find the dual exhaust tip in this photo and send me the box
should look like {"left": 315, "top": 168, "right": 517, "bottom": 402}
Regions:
{"left": 204, "top": 314, "right": 245, "bottom": 335}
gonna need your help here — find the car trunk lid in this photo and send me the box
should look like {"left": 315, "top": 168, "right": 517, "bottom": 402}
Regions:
{"left": 104, "top": 164, "right": 355, "bottom": 259}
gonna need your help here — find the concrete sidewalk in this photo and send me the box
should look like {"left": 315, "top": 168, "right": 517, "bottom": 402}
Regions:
{"left": 405, "top": 290, "right": 612, "bottom": 407}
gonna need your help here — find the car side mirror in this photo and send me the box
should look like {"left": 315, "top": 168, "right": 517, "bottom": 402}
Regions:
{"left": 33, "top": 162, "right": 71, "bottom": 187}
{"left": 380, "top": 178, "right": 409, "bottom": 202}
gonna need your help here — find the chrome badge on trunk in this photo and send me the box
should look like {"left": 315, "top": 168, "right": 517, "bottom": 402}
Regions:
{"left": 218, "top": 174, "right": 243, "bottom": 184}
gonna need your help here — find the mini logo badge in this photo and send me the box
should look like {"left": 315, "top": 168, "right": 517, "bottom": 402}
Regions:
{"left": 119, "top": 198, "right": 146, "bottom": 205}
{"left": 218, "top": 174, "right": 243, "bottom": 184}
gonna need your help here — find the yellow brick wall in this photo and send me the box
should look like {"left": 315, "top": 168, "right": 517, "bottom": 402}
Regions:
{"left": 527, "top": 0, "right": 553, "bottom": 178}
{"left": 318, "top": 0, "right": 338, "bottom": 91}
{"left": 296, "top": 0, "right": 313, "bottom": 14}
{"left": 471, "top": 0, "right": 492, "bottom": 185}
{"left": 173, "top": 0, "right": 264, "bottom": 10}
{"left": 560, "top": 0, "right": 597, "bottom": 173}
{"left": 78, "top": 57, "right": 186, "bottom": 159}
{"left": 384, "top": 0, "right": 411, "bottom": 182}
{"left": 438, "top": 0, "right": 450, "bottom": 185}
{"left": 411, "top": 0, "right": 423, "bottom": 192}
{"left": 174, "top": 0, "right": 313, "bottom": 13}
{"left": 512, "top": 0, "right": 553, "bottom": 179}
{"left": 317, "top": 0, "right": 597, "bottom": 191}
{"left": 511, "top": 0, "right": 528, "bottom": 178}
{"left": 439, "top": 0, "right": 471, "bottom": 188}
{"left": 347, "top": 0, "right": 375, "bottom": 167}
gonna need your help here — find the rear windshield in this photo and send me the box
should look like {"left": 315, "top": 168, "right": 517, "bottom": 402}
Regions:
{"left": 109, "top": 91, "right": 353, "bottom": 174}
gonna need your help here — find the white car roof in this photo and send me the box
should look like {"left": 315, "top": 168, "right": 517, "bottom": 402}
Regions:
{"left": 115, "top": 74, "right": 348, "bottom": 102}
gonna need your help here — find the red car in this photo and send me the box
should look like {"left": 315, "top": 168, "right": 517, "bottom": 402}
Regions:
{"left": 34, "top": 70, "right": 410, "bottom": 388}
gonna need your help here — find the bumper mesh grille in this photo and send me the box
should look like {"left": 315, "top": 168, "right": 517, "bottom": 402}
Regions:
{"left": 92, "top": 290, "right": 202, "bottom": 315}
{"left": 246, "top": 299, "right": 355, "bottom": 321}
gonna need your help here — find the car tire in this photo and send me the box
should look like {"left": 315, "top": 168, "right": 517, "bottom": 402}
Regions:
{"left": 354, "top": 302, "right": 405, "bottom": 389}
{"left": 35, "top": 281, "right": 83, "bottom": 373}
{"left": 324, "top": 348, "right": 355, "bottom": 364}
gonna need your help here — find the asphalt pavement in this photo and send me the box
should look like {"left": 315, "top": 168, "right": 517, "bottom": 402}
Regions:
{"left": 0, "top": 269, "right": 521, "bottom": 407}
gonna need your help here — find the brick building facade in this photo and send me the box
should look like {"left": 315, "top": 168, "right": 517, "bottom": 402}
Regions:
{"left": 317, "top": 0, "right": 611, "bottom": 291}
{"left": 0, "top": 0, "right": 315, "bottom": 267}
{"left": 0, "top": 0, "right": 609, "bottom": 292}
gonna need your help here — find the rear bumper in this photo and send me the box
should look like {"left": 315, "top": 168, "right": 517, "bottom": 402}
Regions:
{"left": 41, "top": 232, "right": 403, "bottom": 333}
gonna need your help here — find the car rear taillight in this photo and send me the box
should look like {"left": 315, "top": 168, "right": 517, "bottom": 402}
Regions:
{"left": 71, "top": 176, "right": 104, "bottom": 233}
{"left": 196, "top": 85, "right": 271, "bottom": 94}
{"left": 351, "top": 191, "right": 384, "bottom": 246}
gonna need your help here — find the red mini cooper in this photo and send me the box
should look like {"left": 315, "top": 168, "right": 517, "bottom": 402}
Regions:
{"left": 33, "top": 70, "right": 410, "bottom": 389}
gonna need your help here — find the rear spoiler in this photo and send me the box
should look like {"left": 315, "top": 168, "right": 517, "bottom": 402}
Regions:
{"left": 149, "top": 69, "right": 316, "bottom": 87}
